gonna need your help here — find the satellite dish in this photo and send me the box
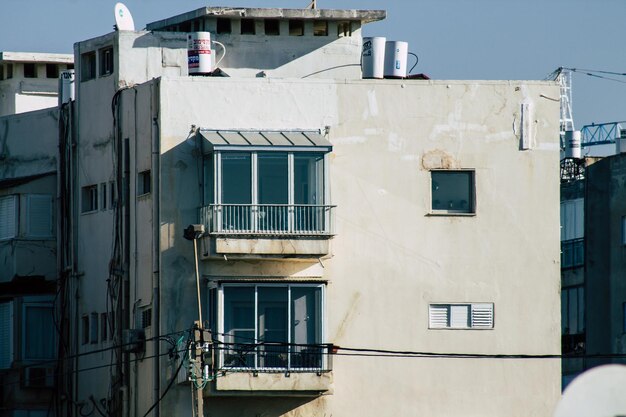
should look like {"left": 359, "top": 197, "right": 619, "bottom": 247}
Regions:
{"left": 114, "top": 2, "right": 135, "bottom": 31}
{"left": 554, "top": 364, "right": 626, "bottom": 417}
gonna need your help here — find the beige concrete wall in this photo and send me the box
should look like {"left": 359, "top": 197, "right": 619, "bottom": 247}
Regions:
{"left": 155, "top": 77, "right": 561, "bottom": 417}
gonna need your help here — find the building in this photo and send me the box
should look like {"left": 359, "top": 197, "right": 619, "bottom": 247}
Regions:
{"left": 0, "top": 52, "right": 74, "bottom": 117}
{"left": 560, "top": 145, "right": 626, "bottom": 385}
{"left": 2, "top": 5, "right": 562, "bottom": 417}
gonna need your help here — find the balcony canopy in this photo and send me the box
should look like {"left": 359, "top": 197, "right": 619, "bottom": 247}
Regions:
{"left": 199, "top": 129, "right": 332, "bottom": 152}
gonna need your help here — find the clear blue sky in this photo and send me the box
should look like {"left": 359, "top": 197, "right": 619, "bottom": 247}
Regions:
{"left": 2, "top": 0, "right": 625, "bottom": 128}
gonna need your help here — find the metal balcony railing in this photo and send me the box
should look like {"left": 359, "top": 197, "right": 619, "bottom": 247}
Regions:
{"left": 200, "top": 204, "right": 335, "bottom": 236}
{"left": 219, "top": 342, "right": 333, "bottom": 373}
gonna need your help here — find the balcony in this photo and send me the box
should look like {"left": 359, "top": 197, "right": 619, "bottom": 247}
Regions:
{"left": 210, "top": 343, "right": 333, "bottom": 395}
{"left": 199, "top": 204, "right": 335, "bottom": 258}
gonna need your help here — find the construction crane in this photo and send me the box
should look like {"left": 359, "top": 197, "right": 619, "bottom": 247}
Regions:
{"left": 547, "top": 67, "right": 575, "bottom": 148}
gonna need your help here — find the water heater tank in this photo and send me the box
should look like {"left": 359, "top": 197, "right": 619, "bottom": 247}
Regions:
{"left": 362, "top": 37, "right": 386, "bottom": 79}
{"left": 565, "top": 130, "right": 582, "bottom": 159}
{"left": 188, "top": 32, "right": 213, "bottom": 75}
{"left": 617, "top": 128, "right": 626, "bottom": 154}
{"left": 384, "top": 41, "right": 408, "bottom": 78}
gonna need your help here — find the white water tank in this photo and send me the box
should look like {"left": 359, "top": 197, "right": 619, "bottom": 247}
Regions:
{"left": 58, "top": 70, "right": 75, "bottom": 105}
{"left": 565, "top": 130, "right": 582, "bottom": 159}
{"left": 616, "top": 128, "right": 626, "bottom": 154}
{"left": 362, "top": 37, "right": 386, "bottom": 79}
{"left": 188, "top": 32, "right": 213, "bottom": 75}
{"left": 384, "top": 41, "right": 408, "bottom": 78}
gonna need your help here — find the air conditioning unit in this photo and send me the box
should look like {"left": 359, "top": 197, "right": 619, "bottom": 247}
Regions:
{"left": 22, "top": 366, "right": 54, "bottom": 388}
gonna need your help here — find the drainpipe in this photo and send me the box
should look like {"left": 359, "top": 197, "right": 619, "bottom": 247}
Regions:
{"left": 151, "top": 80, "right": 161, "bottom": 417}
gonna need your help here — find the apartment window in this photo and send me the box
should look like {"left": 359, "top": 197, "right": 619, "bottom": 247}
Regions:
{"left": 216, "top": 18, "right": 231, "bottom": 34}
{"left": 46, "top": 64, "right": 59, "bottom": 79}
{"left": 0, "top": 301, "right": 13, "bottom": 368}
{"left": 23, "top": 63, "right": 36, "bottom": 78}
{"left": 561, "top": 238, "right": 584, "bottom": 268}
{"left": 337, "top": 21, "right": 352, "bottom": 37}
{"left": 289, "top": 20, "right": 304, "bottom": 36}
{"left": 7, "top": 63, "right": 13, "bottom": 79}
{"left": 81, "top": 315, "right": 89, "bottom": 345}
{"left": 81, "top": 185, "right": 98, "bottom": 213}
{"left": 100, "top": 183, "right": 107, "bottom": 210}
{"left": 313, "top": 20, "right": 328, "bottom": 36}
{"left": 110, "top": 181, "right": 117, "bottom": 208}
{"left": 26, "top": 195, "right": 53, "bottom": 238}
{"left": 101, "top": 313, "right": 108, "bottom": 341}
{"left": 138, "top": 170, "right": 151, "bottom": 195}
{"left": 0, "top": 195, "right": 18, "bottom": 240}
{"left": 90, "top": 313, "right": 98, "bottom": 344}
{"left": 429, "top": 303, "right": 494, "bottom": 329}
{"left": 561, "top": 286, "right": 584, "bottom": 335}
{"left": 241, "top": 18, "right": 255, "bottom": 35}
{"left": 0, "top": 65, "right": 4, "bottom": 80}
{"left": 80, "top": 51, "right": 96, "bottom": 81}
{"left": 622, "top": 216, "right": 626, "bottom": 245}
{"left": 264, "top": 19, "right": 280, "bottom": 36}
{"left": 99, "top": 47, "right": 114, "bottom": 76}
{"left": 219, "top": 283, "right": 325, "bottom": 370}
{"left": 22, "top": 297, "right": 56, "bottom": 361}
{"left": 431, "top": 170, "right": 475, "bottom": 214}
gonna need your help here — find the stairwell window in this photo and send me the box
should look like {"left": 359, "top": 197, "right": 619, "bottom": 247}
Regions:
{"left": 80, "top": 51, "right": 96, "bottom": 81}
{"left": 99, "top": 47, "right": 114, "bottom": 76}
{"left": 429, "top": 303, "right": 494, "bottom": 329}
{"left": 431, "top": 170, "right": 475, "bottom": 215}
{"left": 81, "top": 185, "right": 98, "bottom": 213}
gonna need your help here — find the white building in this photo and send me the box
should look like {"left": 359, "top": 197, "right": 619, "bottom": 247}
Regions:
{"left": 1, "top": 5, "right": 562, "bottom": 417}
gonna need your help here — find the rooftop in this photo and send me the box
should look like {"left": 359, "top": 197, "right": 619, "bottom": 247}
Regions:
{"left": 0, "top": 52, "right": 74, "bottom": 64}
{"left": 146, "top": 6, "right": 386, "bottom": 31}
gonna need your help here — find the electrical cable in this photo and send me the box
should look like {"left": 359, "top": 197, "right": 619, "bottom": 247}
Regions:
{"left": 408, "top": 52, "right": 419, "bottom": 74}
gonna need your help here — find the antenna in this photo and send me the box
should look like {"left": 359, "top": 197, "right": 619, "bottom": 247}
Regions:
{"left": 114, "top": 2, "right": 135, "bottom": 31}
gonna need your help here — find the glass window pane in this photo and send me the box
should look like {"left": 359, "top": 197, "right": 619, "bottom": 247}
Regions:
{"left": 578, "top": 287, "right": 584, "bottom": 334}
{"left": 204, "top": 155, "right": 214, "bottom": 205}
{"left": 431, "top": 171, "right": 473, "bottom": 213}
{"left": 291, "top": 286, "right": 322, "bottom": 368}
{"left": 25, "top": 306, "right": 55, "bottom": 360}
{"left": 258, "top": 153, "right": 288, "bottom": 204}
{"left": 561, "top": 290, "right": 568, "bottom": 334}
{"left": 294, "top": 154, "right": 324, "bottom": 205}
{"left": 223, "top": 287, "right": 255, "bottom": 367}
{"left": 568, "top": 288, "right": 578, "bottom": 335}
{"left": 450, "top": 305, "right": 469, "bottom": 328}
{"left": 221, "top": 153, "right": 251, "bottom": 204}
{"left": 258, "top": 287, "right": 288, "bottom": 368}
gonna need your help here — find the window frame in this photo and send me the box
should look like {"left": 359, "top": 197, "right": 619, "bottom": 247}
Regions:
{"left": 430, "top": 169, "right": 476, "bottom": 216}
{"left": 0, "top": 300, "right": 14, "bottom": 369}
{"left": 0, "top": 195, "right": 18, "bottom": 240}
{"left": 80, "top": 51, "right": 96, "bottom": 82}
{"left": 25, "top": 194, "right": 54, "bottom": 238}
{"left": 21, "top": 296, "right": 57, "bottom": 362}
{"left": 99, "top": 47, "right": 114, "bottom": 77}
{"left": 81, "top": 184, "right": 98, "bottom": 213}
{"left": 215, "top": 282, "right": 326, "bottom": 371}
{"left": 428, "top": 303, "right": 494, "bottom": 330}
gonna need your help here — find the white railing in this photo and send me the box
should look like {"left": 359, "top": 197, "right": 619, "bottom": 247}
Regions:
{"left": 200, "top": 204, "right": 335, "bottom": 236}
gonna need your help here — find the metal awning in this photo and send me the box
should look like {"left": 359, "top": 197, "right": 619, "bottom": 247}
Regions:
{"left": 199, "top": 129, "right": 332, "bottom": 152}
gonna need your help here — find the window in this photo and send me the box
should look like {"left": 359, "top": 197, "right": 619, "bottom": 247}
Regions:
{"left": 23, "top": 63, "right": 36, "bottom": 78}
{"left": 101, "top": 313, "right": 108, "bottom": 342}
{"left": 429, "top": 303, "right": 494, "bottom": 329}
{"left": 561, "top": 238, "right": 584, "bottom": 268}
{"left": 0, "top": 65, "right": 4, "bottom": 80}
{"left": 560, "top": 198, "right": 584, "bottom": 241}
{"left": 138, "top": 170, "right": 151, "bottom": 195}
{"left": 219, "top": 283, "right": 325, "bottom": 370}
{"left": 208, "top": 151, "right": 326, "bottom": 234}
{"left": 100, "top": 183, "right": 107, "bottom": 210}
{"left": 22, "top": 297, "right": 56, "bottom": 361}
{"left": 0, "top": 195, "right": 18, "bottom": 240}
{"left": 240, "top": 18, "right": 255, "bottom": 35}
{"left": 264, "top": 19, "right": 280, "bottom": 36}
{"left": 80, "top": 51, "right": 96, "bottom": 81}
{"left": 90, "top": 312, "right": 98, "bottom": 344}
{"left": 99, "top": 47, "right": 114, "bottom": 76}
{"left": 337, "top": 21, "right": 352, "bottom": 37}
{"left": 313, "top": 20, "right": 328, "bottom": 36}
{"left": 110, "top": 181, "right": 117, "bottom": 208}
{"left": 431, "top": 170, "right": 475, "bottom": 214}
{"left": 46, "top": 64, "right": 59, "bottom": 79}
{"left": 561, "top": 286, "right": 584, "bottom": 335}
{"left": 289, "top": 20, "right": 304, "bottom": 36}
{"left": 216, "top": 18, "right": 231, "bottom": 34}
{"left": 622, "top": 216, "right": 626, "bottom": 246}
{"left": 0, "top": 301, "right": 13, "bottom": 368}
{"left": 26, "top": 195, "right": 53, "bottom": 238}
{"left": 81, "top": 185, "right": 98, "bottom": 213}
{"left": 7, "top": 63, "right": 13, "bottom": 79}
{"left": 81, "top": 315, "right": 89, "bottom": 345}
